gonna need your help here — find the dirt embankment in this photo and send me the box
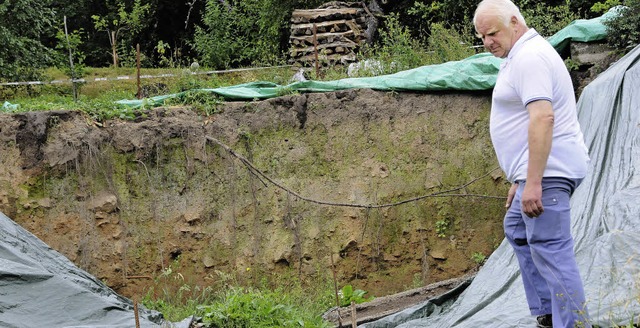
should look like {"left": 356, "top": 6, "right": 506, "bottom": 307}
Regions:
{"left": 0, "top": 89, "right": 508, "bottom": 302}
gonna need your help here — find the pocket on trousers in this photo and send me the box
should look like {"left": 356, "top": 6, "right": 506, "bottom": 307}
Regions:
{"left": 527, "top": 191, "right": 571, "bottom": 244}
{"left": 541, "top": 194, "right": 559, "bottom": 207}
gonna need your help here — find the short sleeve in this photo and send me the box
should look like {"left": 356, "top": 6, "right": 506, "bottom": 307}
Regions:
{"left": 511, "top": 50, "right": 554, "bottom": 107}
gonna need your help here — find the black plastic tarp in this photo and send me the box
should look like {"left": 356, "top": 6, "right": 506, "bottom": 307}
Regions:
{"left": 361, "top": 44, "right": 640, "bottom": 328}
{"left": 0, "top": 211, "right": 191, "bottom": 328}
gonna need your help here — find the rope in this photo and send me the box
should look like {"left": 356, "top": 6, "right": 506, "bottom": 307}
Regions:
{"left": 206, "top": 135, "right": 506, "bottom": 208}
{"left": 0, "top": 65, "right": 293, "bottom": 86}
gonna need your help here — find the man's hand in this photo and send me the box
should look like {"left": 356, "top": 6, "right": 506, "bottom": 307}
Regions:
{"left": 521, "top": 180, "right": 543, "bottom": 217}
{"left": 505, "top": 183, "right": 518, "bottom": 208}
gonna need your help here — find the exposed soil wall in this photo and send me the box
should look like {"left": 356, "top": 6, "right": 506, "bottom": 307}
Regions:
{"left": 0, "top": 88, "right": 508, "bottom": 299}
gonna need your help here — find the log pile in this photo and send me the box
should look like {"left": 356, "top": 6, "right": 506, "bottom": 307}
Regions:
{"left": 289, "top": 2, "right": 374, "bottom": 67}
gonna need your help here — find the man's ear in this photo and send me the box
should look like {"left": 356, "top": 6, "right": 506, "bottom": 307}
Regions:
{"left": 510, "top": 15, "right": 519, "bottom": 27}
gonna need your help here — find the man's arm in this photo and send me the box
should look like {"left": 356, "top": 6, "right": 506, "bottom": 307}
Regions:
{"left": 522, "top": 99, "right": 554, "bottom": 217}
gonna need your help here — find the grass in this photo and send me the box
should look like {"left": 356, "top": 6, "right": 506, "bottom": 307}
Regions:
{"left": 141, "top": 261, "right": 337, "bottom": 327}
{"left": 0, "top": 65, "right": 300, "bottom": 120}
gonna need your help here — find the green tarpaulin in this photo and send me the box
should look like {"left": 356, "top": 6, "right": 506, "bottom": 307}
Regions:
{"left": 116, "top": 8, "right": 620, "bottom": 109}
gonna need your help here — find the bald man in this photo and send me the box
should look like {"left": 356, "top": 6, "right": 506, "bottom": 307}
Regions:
{"left": 474, "top": 1, "right": 591, "bottom": 327}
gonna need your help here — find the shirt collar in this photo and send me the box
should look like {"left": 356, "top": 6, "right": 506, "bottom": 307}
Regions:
{"left": 507, "top": 28, "right": 539, "bottom": 60}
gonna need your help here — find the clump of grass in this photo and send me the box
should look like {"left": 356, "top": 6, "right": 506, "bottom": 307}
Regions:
{"left": 142, "top": 261, "right": 336, "bottom": 327}
{"left": 197, "top": 286, "right": 332, "bottom": 328}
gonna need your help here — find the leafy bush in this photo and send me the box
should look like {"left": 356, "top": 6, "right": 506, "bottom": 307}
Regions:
{"left": 338, "top": 285, "right": 374, "bottom": 307}
{"left": 601, "top": 0, "right": 640, "bottom": 50}
{"left": 356, "top": 13, "right": 429, "bottom": 76}
{"left": 54, "top": 27, "right": 87, "bottom": 80}
{"left": 591, "top": 0, "right": 623, "bottom": 13}
{"left": 520, "top": 0, "right": 580, "bottom": 37}
{"left": 198, "top": 286, "right": 332, "bottom": 328}
{"left": 426, "top": 22, "right": 476, "bottom": 63}
{"left": 194, "top": 0, "right": 324, "bottom": 69}
{"left": 0, "top": 0, "right": 56, "bottom": 81}
{"left": 166, "top": 90, "right": 224, "bottom": 116}
{"left": 354, "top": 14, "right": 477, "bottom": 78}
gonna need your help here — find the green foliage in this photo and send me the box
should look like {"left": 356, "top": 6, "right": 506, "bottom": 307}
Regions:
{"left": 197, "top": 286, "right": 332, "bottom": 328}
{"left": 602, "top": 0, "right": 640, "bottom": 50}
{"left": 91, "top": 0, "right": 151, "bottom": 37}
{"left": 0, "top": 0, "right": 56, "bottom": 81}
{"left": 338, "top": 284, "right": 374, "bottom": 307}
{"left": 356, "top": 13, "right": 429, "bottom": 75}
{"left": 143, "top": 263, "right": 335, "bottom": 326}
{"left": 55, "top": 27, "right": 86, "bottom": 80}
{"left": 154, "top": 40, "right": 187, "bottom": 68}
{"left": 7, "top": 89, "right": 145, "bottom": 121}
{"left": 435, "top": 219, "right": 449, "bottom": 238}
{"left": 407, "top": 0, "right": 479, "bottom": 36}
{"left": 426, "top": 22, "right": 476, "bottom": 63}
{"left": 194, "top": 0, "right": 325, "bottom": 69}
{"left": 353, "top": 14, "right": 475, "bottom": 77}
{"left": 194, "top": 0, "right": 278, "bottom": 69}
{"left": 520, "top": 0, "right": 580, "bottom": 37}
{"left": 91, "top": 0, "right": 151, "bottom": 67}
{"left": 471, "top": 252, "right": 486, "bottom": 264}
{"left": 564, "top": 58, "right": 581, "bottom": 71}
{"left": 167, "top": 90, "right": 224, "bottom": 116}
{"left": 142, "top": 262, "right": 216, "bottom": 322}
{"left": 591, "top": 0, "right": 622, "bottom": 13}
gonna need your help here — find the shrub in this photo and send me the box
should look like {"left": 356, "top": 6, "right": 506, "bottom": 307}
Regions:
{"left": 338, "top": 284, "right": 374, "bottom": 307}
{"left": 601, "top": 0, "right": 640, "bottom": 50}
{"left": 355, "top": 13, "right": 429, "bottom": 76}
{"left": 426, "top": 22, "right": 476, "bottom": 63}
{"left": 197, "top": 286, "right": 332, "bottom": 328}
{"left": 194, "top": 0, "right": 324, "bottom": 69}
{"left": 520, "top": 0, "right": 580, "bottom": 37}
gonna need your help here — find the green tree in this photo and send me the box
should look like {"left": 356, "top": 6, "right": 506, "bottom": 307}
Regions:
{"left": 91, "top": 0, "right": 151, "bottom": 67}
{"left": 520, "top": 0, "right": 580, "bottom": 37}
{"left": 194, "top": 0, "right": 324, "bottom": 69}
{"left": 0, "top": 0, "right": 56, "bottom": 81}
{"left": 54, "top": 25, "right": 86, "bottom": 80}
{"left": 601, "top": 0, "right": 640, "bottom": 50}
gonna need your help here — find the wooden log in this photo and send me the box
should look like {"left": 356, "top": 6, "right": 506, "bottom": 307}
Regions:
{"left": 290, "top": 31, "right": 356, "bottom": 45}
{"left": 293, "top": 40, "right": 358, "bottom": 54}
{"left": 292, "top": 19, "right": 361, "bottom": 31}
{"left": 289, "top": 43, "right": 357, "bottom": 58}
{"left": 291, "top": 8, "right": 363, "bottom": 23}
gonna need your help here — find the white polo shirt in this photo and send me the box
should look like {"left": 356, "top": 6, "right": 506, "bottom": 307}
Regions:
{"left": 490, "top": 29, "right": 589, "bottom": 183}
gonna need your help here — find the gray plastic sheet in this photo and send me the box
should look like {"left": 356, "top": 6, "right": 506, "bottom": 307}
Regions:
{"left": 0, "top": 211, "right": 191, "bottom": 328}
{"left": 362, "top": 44, "right": 640, "bottom": 328}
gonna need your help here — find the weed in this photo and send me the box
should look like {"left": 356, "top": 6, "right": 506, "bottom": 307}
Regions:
{"left": 166, "top": 90, "right": 223, "bottom": 116}
{"left": 197, "top": 286, "right": 332, "bottom": 328}
{"left": 338, "top": 284, "right": 374, "bottom": 307}
{"left": 564, "top": 58, "right": 582, "bottom": 71}
{"left": 471, "top": 252, "right": 486, "bottom": 264}
{"left": 435, "top": 219, "right": 449, "bottom": 238}
{"left": 142, "top": 258, "right": 216, "bottom": 322}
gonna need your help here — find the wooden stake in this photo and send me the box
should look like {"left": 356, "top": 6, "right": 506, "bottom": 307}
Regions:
{"left": 111, "top": 31, "right": 118, "bottom": 67}
{"left": 351, "top": 301, "right": 357, "bottom": 328}
{"left": 136, "top": 43, "right": 141, "bottom": 99}
{"left": 330, "top": 252, "right": 342, "bottom": 327}
{"left": 313, "top": 23, "right": 319, "bottom": 79}
{"left": 133, "top": 297, "right": 140, "bottom": 328}
{"left": 63, "top": 16, "right": 78, "bottom": 102}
